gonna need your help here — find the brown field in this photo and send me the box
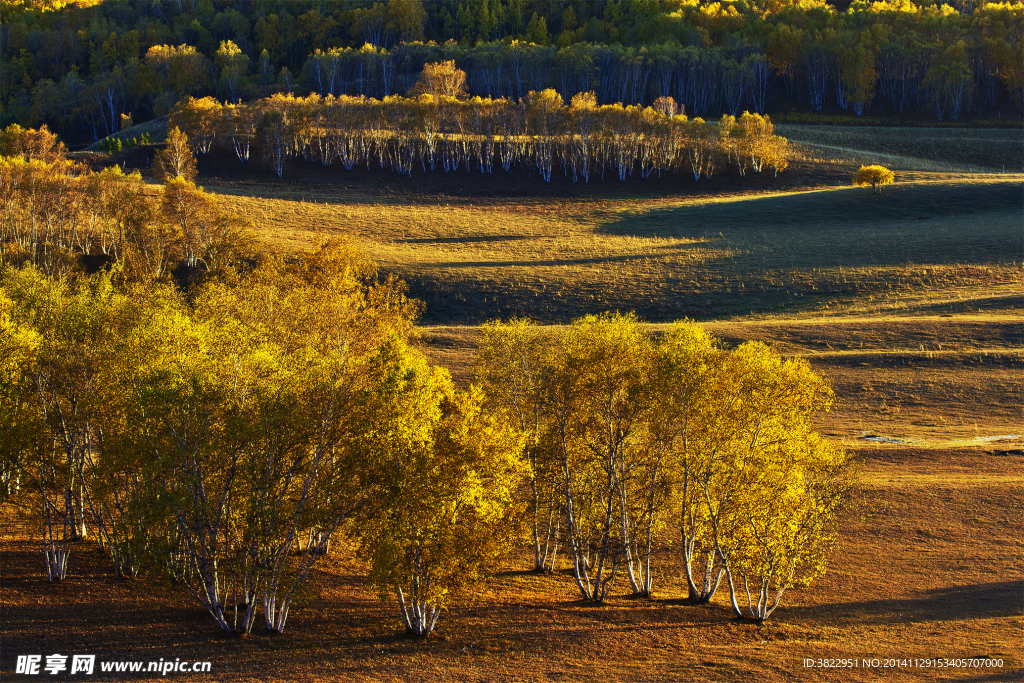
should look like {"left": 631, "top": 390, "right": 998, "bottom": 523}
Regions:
{"left": 3, "top": 131, "right": 1022, "bottom": 681}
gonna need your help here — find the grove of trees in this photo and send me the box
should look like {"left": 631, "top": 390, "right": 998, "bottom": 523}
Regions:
{"left": 1, "top": 0, "right": 1021, "bottom": 144}
{"left": 476, "top": 315, "right": 849, "bottom": 620}
{"left": 169, "top": 86, "right": 791, "bottom": 181}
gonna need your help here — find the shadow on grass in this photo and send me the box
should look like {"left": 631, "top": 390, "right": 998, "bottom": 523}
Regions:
{"left": 493, "top": 568, "right": 545, "bottom": 578}
{"left": 777, "top": 581, "right": 1021, "bottom": 625}
{"left": 599, "top": 182, "right": 1022, "bottom": 241}
{"left": 903, "top": 294, "right": 1024, "bottom": 317}
{"left": 598, "top": 180, "right": 1024, "bottom": 274}
{"left": 396, "top": 235, "right": 537, "bottom": 244}
{"left": 427, "top": 244, "right": 715, "bottom": 269}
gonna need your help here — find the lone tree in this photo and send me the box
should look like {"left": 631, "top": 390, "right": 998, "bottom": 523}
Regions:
{"left": 852, "top": 165, "right": 894, "bottom": 193}
{"left": 154, "top": 127, "right": 197, "bottom": 181}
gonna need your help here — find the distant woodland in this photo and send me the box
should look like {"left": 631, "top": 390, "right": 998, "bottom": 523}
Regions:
{"left": 1, "top": 0, "right": 1021, "bottom": 143}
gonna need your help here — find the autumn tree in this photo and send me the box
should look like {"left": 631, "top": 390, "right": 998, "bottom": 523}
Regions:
{"left": 145, "top": 44, "right": 209, "bottom": 104}
{"left": 714, "top": 343, "right": 847, "bottom": 622}
{"left": 159, "top": 177, "right": 251, "bottom": 275}
{"left": 655, "top": 330, "right": 847, "bottom": 620}
{"left": 153, "top": 127, "right": 197, "bottom": 182}
{"left": 171, "top": 97, "right": 222, "bottom": 155}
{"left": 215, "top": 40, "right": 250, "bottom": 104}
{"left": 728, "top": 429, "right": 848, "bottom": 621}
{"left": 0, "top": 267, "right": 166, "bottom": 578}
{"left": 0, "top": 124, "right": 66, "bottom": 164}
{"left": 122, "top": 240, "right": 420, "bottom": 635}
{"left": 649, "top": 322, "right": 731, "bottom": 603}
{"left": 538, "top": 313, "right": 659, "bottom": 602}
{"left": 567, "top": 91, "right": 600, "bottom": 182}
{"left": 526, "top": 89, "right": 563, "bottom": 182}
{"left": 852, "top": 165, "right": 894, "bottom": 194}
{"left": 354, "top": 340, "right": 525, "bottom": 637}
{"left": 476, "top": 318, "right": 559, "bottom": 572}
{"left": 0, "top": 286, "right": 38, "bottom": 502}
{"left": 410, "top": 61, "right": 468, "bottom": 99}
{"left": 0, "top": 153, "right": 85, "bottom": 271}
{"left": 222, "top": 102, "right": 259, "bottom": 163}
{"left": 686, "top": 117, "right": 717, "bottom": 181}
{"left": 81, "top": 166, "right": 152, "bottom": 263}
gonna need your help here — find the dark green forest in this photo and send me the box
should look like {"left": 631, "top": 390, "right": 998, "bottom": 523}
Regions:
{"left": 1, "top": 0, "right": 1021, "bottom": 142}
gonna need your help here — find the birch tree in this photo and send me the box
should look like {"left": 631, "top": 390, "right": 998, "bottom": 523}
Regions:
{"left": 729, "top": 429, "right": 848, "bottom": 622}
{"left": 476, "top": 318, "right": 559, "bottom": 572}
{"left": 354, "top": 340, "right": 524, "bottom": 637}
{"left": 0, "top": 286, "right": 38, "bottom": 501}
{"left": 706, "top": 342, "right": 845, "bottom": 622}
{"left": 543, "top": 313, "right": 654, "bottom": 602}
{"left": 651, "top": 322, "right": 731, "bottom": 603}
{"left": 154, "top": 127, "right": 197, "bottom": 182}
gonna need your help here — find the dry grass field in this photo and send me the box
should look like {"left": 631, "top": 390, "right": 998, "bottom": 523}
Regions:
{"left": 201, "top": 157, "right": 1021, "bottom": 325}
{"left": 417, "top": 317, "right": 1022, "bottom": 445}
{"left": 3, "top": 436, "right": 1021, "bottom": 682}
{"left": 3, "top": 127, "right": 1022, "bottom": 681}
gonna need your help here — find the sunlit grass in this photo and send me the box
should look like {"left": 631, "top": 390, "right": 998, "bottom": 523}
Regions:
{"left": 211, "top": 174, "right": 1023, "bottom": 324}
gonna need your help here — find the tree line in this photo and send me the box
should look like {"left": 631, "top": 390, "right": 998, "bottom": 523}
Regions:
{"left": 1, "top": 0, "right": 1020, "bottom": 143}
{"left": 169, "top": 74, "right": 791, "bottom": 181}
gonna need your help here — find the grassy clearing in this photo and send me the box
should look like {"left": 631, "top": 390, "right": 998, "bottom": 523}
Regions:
{"left": 777, "top": 125, "right": 1024, "bottom": 172}
{"left": 209, "top": 174, "right": 1022, "bottom": 324}
{"left": 416, "top": 316, "right": 1024, "bottom": 449}
{"left": 82, "top": 117, "right": 169, "bottom": 151}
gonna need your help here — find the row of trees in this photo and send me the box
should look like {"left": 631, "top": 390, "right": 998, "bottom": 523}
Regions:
{"left": 3, "top": 0, "right": 1021, "bottom": 142}
{"left": 293, "top": 24, "right": 1024, "bottom": 121}
{"left": 171, "top": 88, "right": 791, "bottom": 181}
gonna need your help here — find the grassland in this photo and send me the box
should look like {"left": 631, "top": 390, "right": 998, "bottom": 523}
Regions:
{"left": 3, "top": 127, "right": 1022, "bottom": 681}
{"left": 778, "top": 125, "right": 1024, "bottom": 173}
{"left": 203, "top": 158, "right": 1021, "bottom": 325}
{"left": 418, "top": 317, "right": 1022, "bottom": 447}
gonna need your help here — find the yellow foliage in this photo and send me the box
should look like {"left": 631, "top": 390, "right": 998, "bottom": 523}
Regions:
{"left": 852, "top": 164, "right": 895, "bottom": 193}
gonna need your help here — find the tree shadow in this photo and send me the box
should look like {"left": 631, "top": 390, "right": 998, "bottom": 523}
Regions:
{"left": 396, "top": 235, "right": 536, "bottom": 244}
{"left": 425, "top": 245, "right": 714, "bottom": 270}
{"left": 898, "top": 294, "right": 1024, "bottom": 316}
{"left": 777, "top": 581, "right": 1021, "bottom": 625}
{"left": 492, "top": 568, "right": 544, "bottom": 578}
